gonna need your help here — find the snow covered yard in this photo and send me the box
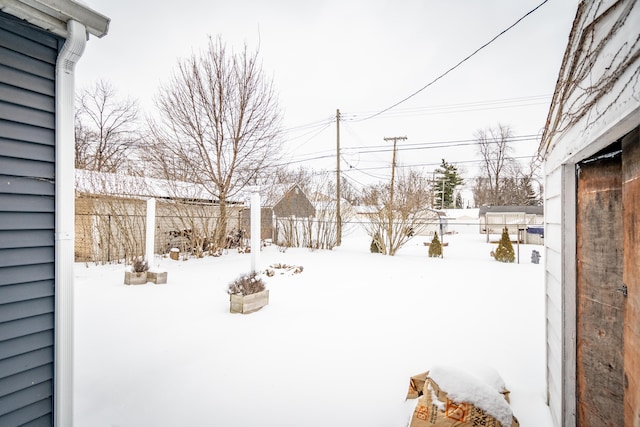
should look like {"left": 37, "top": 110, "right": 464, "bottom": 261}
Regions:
{"left": 74, "top": 229, "right": 552, "bottom": 427}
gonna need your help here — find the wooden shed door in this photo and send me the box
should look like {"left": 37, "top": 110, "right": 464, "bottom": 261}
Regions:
{"left": 622, "top": 128, "right": 640, "bottom": 427}
{"left": 576, "top": 146, "right": 625, "bottom": 427}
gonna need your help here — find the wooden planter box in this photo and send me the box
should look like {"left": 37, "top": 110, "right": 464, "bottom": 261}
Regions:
{"left": 230, "top": 289, "right": 269, "bottom": 314}
{"left": 147, "top": 271, "right": 167, "bottom": 284}
{"left": 124, "top": 271, "right": 147, "bottom": 285}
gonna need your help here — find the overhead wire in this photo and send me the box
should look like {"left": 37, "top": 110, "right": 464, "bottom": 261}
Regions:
{"left": 353, "top": 0, "right": 551, "bottom": 122}
{"left": 273, "top": 136, "right": 539, "bottom": 170}
{"left": 280, "top": 116, "right": 334, "bottom": 134}
{"left": 341, "top": 95, "right": 552, "bottom": 121}
{"left": 279, "top": 93, "right": 550, "bottom": 166}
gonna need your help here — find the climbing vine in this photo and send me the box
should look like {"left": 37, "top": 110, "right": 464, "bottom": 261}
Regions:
{"left": 542, "top": 0, "right": 639, "bottom": 153}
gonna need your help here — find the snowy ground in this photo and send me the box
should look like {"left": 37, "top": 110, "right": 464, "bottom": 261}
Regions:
{"left": 74, "top": 225, "right": 552, "bottom": 427}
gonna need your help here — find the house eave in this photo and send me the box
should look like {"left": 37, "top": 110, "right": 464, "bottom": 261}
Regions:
{"left": 0, "top": 0, "right": 110, "bottom": 38}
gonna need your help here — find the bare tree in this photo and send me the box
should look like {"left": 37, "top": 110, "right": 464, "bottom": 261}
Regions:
{"left": 473, "top": 126, "right": 543, "bottom": 207}
{"left": 475, "top": 123, "right": 513, "bottom": 206}
{"left": 147, "top": 36, "right": 282, "bottom": 248}
{"left": 501, "top": 156, "right": 543, "bottom": 206}
{"left": 362, "top": 169, "right": 435, "bottom": 256}
{"left": 75, "top": 80, "right": 140, "bottom": 173}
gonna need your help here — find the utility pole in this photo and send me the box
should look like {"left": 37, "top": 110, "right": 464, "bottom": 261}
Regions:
{"left": 336, "top": 109, "right": 342, "bottom": 246}
{"left": 384, "top": 136, "right": 407, "bottom": 251}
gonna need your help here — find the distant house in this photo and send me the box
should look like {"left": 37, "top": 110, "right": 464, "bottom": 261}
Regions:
{"left": 540, "top": 1, "right": 640, "bottom": 426}
{"left": 443, "top": 208, "right": 480, "bottom": 235}
{"left": 266, "top": 183, "right": 316, "bottom": 218}
{"left": 240, "top": 183, "right": 315, "bottom": 243}
{"left": 478, "top": 205, "right": 544, "bottom": 243}
{"left": 0, "top": 3, "right": 109, "bottom": 426}
{"left": 353, "top": 204, "right": 380, "bottom": 218}
{"left": 417, "top": 208, "right": 447, "bottom": 238}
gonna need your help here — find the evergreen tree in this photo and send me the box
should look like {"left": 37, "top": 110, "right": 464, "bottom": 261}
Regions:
{"left": 432, "top": 159, "right": 464, "bottom": 209}
{"left": 494, "top": 227, "right": 515, "bottom": 263}
{"left": 428, "top": 232, "right": 443, "bottom": 258}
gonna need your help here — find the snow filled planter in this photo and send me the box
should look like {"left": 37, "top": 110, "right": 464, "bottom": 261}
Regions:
{"left": 227, "top": 271, "right": 269, "bottom": 314}
{"left": 147, "top": 271, "right": 167, "bottom": 284}
{"left": 124, "top": 271, "right": 147, "bottom": 285}
{"left": 230, "top": 289, "right": 269, "bottom": 314}
{"left": 124, "top": 257, "right": 149, "bottom": 285}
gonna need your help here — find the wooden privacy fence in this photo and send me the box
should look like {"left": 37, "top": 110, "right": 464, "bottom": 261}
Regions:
{"left": 75, "top": 195, "right": 242, "bottom": 263}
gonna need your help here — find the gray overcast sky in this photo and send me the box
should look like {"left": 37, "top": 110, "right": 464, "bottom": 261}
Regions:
{"left": 76, "top": 0, "right": 578, "bottom": 193}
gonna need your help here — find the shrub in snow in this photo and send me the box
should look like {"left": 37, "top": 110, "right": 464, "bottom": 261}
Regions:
{"left": 428, "top": 232, "right": 442, "bottom": 258}
{"left": 131, "top": 257, "right": 149, "bottom": 273}
{"left": 493, "top": 227, "right": 515, "bottom": 263}
{"left": 227, "top": 271, "right": 266, "bottom": 296}
{"left": 370, "top": 235, "right": 382, "bottom": 253}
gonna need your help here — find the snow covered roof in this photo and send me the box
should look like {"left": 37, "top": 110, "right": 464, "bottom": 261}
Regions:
{"left": 353, "top": 205, "right": 379, "bottom": 215}
{"left": 443, "top": 208, "right": 479, "bottom": 220}
{"left": 312, "top": 198, "right": 353, "bottom": 211}
{"left": 75, "top": 169, "right": 220, "bottom": 202}
{"left": 478, "top": 205, "right": 543, "bottom": 215}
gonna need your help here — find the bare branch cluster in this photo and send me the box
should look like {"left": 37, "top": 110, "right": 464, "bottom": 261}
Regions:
{"left": 362, "top": 169, "right": 436, "bottom": 256}
{"left": 474, "top": 124, "right": 542, "bottom": 206}
{"left": 145, "top": 36, "right": 283, "bottom": 248}
{"left": 75, "top": 80, "right": 140, "bottom": 173}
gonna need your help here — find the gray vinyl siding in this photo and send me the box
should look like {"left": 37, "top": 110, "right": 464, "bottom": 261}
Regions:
{"left": 0, "top": 11, "right": 60, "bottom": 427}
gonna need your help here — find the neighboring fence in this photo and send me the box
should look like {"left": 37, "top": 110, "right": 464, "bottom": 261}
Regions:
{"left": 274, "top": 215, "right": 340, "bottom": 250}
{"left": 75, "top": 195, "right": 242, "bottom": 263}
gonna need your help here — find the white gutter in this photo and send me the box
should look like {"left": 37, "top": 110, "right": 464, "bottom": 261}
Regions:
{"left": 55, "top": 18, "right": 86, "bottom": 427}
{"left": 0, "top": 0, "right": 110, "bottom": 38}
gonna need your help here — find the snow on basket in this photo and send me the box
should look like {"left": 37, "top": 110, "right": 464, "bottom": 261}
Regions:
{"left": 405, "top": 365, "right": 519, "bottom": 427}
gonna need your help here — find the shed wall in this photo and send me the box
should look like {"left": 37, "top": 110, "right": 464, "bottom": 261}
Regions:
{"left": 75, "top": 195, "right": 243, "bottom": 262}
{"left": 0, "top": 11, "right": 60, "bottom": 426}
{"left": 542, "top": 2, "right": 640, "bottom": 425}
{"left": 273, "top": 186, "right": 315, "bottom": 218}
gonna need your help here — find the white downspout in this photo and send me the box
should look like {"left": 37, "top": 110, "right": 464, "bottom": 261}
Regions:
{"left": 55, "top": 19, "right": 86, "bottom": 427}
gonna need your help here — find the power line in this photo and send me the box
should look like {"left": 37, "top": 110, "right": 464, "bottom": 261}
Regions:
{"left": 286, "top": 121, "right": 332, "bottom": 147}
{"left": 278, "top": 93, "right": 551, "bottom": 157}
{"left": 286, "top": 133, "right": 538, "bottom": 162}
{"left": 280, "top": 116, "right": 334, "bottom": 134}
{"left": 340, "top": 154, "right": 538, "bottom": 174}
{"left": 275, "top": 133, "right": 540, "bottom": 168}
{"left": 342, "top": 135, "right": 539, "bottom": 154}
{"left": 355, "top": 0, "right": 551, "bottom": 121}
{"left": 342, "top": 95, "right": 552, "bottom": 121}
